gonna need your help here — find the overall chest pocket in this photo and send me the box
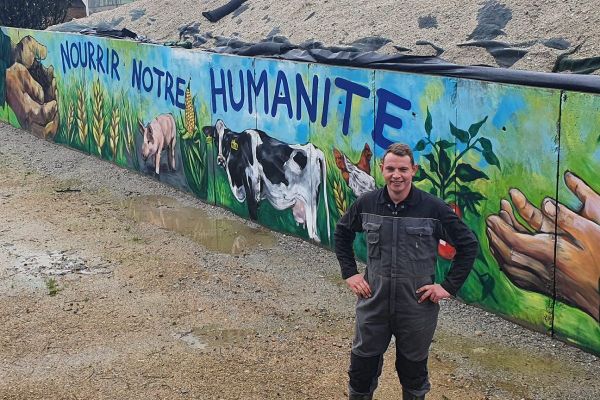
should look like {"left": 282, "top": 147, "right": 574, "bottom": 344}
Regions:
{"left": 405, "top": 226, "right": 435, "bottom": 261}
{"left": 364, "top": 222, "right": 381, "bottom": 259}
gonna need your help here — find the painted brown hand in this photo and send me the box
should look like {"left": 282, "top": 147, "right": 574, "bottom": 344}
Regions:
{"left": 486, "top": 171, "right": 600, "bottom": 321}
{"left": 6, "top": 36, "right": 58, "bottom": 138}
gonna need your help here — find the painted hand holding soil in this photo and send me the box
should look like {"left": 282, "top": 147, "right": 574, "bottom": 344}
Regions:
{"left": 6, "top": 36, "right": 58, "bottom": 138}
{"left": 486, "top": 171, "right": 600, "bottom": 321}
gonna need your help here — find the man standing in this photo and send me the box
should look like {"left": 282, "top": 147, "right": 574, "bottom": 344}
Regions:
{"left": 334, "top": 143, "right": 478, "bottom": 400}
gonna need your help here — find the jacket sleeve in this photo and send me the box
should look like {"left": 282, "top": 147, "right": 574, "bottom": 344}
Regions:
{"left": 334, "top": 197, "right": 364, "bottom": 280}
{"left": 437, "top": 202, "right": 479, "bottom": 295}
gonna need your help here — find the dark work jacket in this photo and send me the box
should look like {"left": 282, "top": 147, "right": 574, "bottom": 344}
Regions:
{"left": 334, "top": 185, "right": 478, "bottom": 296}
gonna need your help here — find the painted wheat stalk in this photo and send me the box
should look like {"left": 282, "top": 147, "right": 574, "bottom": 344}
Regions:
{"left": 109, "top": 107, "right": 120, "bottom": 158}
{"left": 76, "top": 87, "right": 87, "bottom": 145}
{"left": 91, "top": 80, "right": 105, "bottom": 154}
{"left": 66, "top": 103, "right": 75, "bottom": 144}
{"left": 124, "top": 113, "right": 134, "bottom": 155}
{"left": 333, "top": 180, "right": 348, "bottom": 216}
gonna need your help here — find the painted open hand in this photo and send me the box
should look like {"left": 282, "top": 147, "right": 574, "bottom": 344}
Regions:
{"left": 6, "top": 36, "right": 58, "bottom": 138}
{"left": 486, "top": 171, "right": 600, "bottom": 321}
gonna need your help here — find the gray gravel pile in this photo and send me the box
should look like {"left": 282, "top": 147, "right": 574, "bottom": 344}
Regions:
{"left": 49, "top": 0, "right": 600, "bottom": 74}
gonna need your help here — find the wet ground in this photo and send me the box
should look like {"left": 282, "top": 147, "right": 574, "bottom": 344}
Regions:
{"left": 0, "top": 122, "right": 598, "bottom": 399}
{"left": 122, "top": 195, "right": 277, "bottom": 255}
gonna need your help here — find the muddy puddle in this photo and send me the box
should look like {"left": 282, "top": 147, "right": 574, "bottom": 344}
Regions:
{"left": 123, "top": 196, "right": 276, "bottom": 255}
{"left": 435, "top": 331, "right": 570, "bottom": 375}
{"left": 433, "top": 330, "right": 590, "bottom": 397}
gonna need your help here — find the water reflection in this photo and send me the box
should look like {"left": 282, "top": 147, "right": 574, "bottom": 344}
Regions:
{"left": 122, "top": 196, "right": 276, "bottom": 254}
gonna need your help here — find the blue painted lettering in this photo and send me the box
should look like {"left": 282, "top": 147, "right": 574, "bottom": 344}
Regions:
{"left": 96, "top": 45, "right": 105, "bottom": 74}
{"left": 132, "top": 58, "right": 142, "bottom": 90}
{"left": 70, "top": 42, "right": 79, "bottom": 68}
{"left": 153, "top": 67, "right": 164, "bottom": 97}
{"left": 87, "top": 42, "right": 96, "bottom": 70}
{"left": 321, "top": 78, "right": 332, "bottom": 127}
{"left": 165, "top": 71, "right": 174, "bottom": 104}
{"left": 175, "top": 77, "right": 186, "bottom": 109}
{"left": 228, "top": 69, "right": 245, "bottom": 112}
{"left": 271, "top": 70, "right": 292, "bottom": 118}
{"left": 130, "top": 59, "right": 184, "bottom": 109}
{"left": 110, "top": 49, "right": 120, "bottom": 81}
{"left": 142, "top": 67, "right": 153, "bottom": 92}
{"left": 296, "top": 74, "right": 318, "bottom": 123}
{"left": 335, "top": 78, "right": 371, "bottom": 135}
{"left": 80, "top": 42, "right": 88, "bottom": 68}
{"left": 248, "top": 69, "right": 268, "bottom": 115}
{"left": 60, "top": 40, "right": 120, "bottom": 80}
{"left": 373, "top": 88, "right": 411, "bottom": 150}
{"left": 210, "top": 68, "right": 227, "bottom": 113}
{"left": 60, "top": 42, "right": 71, "bottom": 74}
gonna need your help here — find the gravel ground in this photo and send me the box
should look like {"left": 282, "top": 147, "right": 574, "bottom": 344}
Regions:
{"left": 0, "top": 121, "right": 599, "bottom": 399}
{"left": 50, "top": 0, "right": 600, "bottom": 74}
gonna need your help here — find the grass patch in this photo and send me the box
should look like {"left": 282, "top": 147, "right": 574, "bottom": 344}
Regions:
{"left": 45, "top": 278, "right": 60, "bottom": 296}
{"left": 131, "top": 236, "right": 146, "bottom": 243}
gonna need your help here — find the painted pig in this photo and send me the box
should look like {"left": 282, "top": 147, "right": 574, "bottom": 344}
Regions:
{"left": 138, "top": 113, "right": 177, "bottom": 175}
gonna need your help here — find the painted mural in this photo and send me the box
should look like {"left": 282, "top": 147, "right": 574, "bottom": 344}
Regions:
{"left": 0, "top": 26, "right": 598, "bottom": 355}
{"left": 555, "top": 91, "right": 600, "bottom": 349}
{"left": 457, "top": 80, "right": 560, "bottom": 336}
{"left": 0, "top": 31, "right": 58, "bottom": 137}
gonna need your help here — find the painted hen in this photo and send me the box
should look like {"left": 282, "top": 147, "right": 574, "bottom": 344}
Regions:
{"left": 333, "top": 143, "right": 376, "bottom": 197}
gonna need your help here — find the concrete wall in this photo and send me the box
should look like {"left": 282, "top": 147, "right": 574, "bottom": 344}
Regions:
{"left": 1, "top": 27, "right": 598, "bottom": 355}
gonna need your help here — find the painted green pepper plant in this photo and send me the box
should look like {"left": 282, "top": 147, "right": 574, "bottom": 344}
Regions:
{"left": 413, "top": 108, "right": 500, "bottom": 217}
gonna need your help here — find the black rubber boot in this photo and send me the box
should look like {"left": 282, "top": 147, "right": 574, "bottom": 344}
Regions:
{"left": 402, "top": 391, "right": 425, "bottom": 400}
{"left": 348, "top": 394, "right": 373, "bottom": 400}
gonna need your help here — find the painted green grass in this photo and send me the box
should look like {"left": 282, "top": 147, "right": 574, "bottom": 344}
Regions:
{"left": 0, "top": 100, "right": 8, "bottom": 123}
{"left": 117, "top": 95, "right": 140, "bottom": 171}
{"left": 212, "top": 160, "right": 251, "bottom": 218}
{"left": 178, "top": 100, "right": 210, "bottom": 200}
{"left": 553, "top": 301, "right": 600, "bottom": 354}
{"left": 1, "top": 102, "right": 20, "bottom": 128}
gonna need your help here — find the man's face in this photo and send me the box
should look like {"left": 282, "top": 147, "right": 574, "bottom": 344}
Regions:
{"left": 381, "top": 153, "right": 418, "bottom": 200}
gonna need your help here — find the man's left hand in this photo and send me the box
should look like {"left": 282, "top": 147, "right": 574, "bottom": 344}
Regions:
{"left": 416, "top": 284, "right": 450, "bottom": 304}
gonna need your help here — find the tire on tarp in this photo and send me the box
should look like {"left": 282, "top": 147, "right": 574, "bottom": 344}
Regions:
{"left": 202, "top": 0, "right": 247, "bottom": 23}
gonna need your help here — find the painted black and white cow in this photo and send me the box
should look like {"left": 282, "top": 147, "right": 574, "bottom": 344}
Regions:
{"left": 202, "top": 120, "right": 330, "bottom": 243}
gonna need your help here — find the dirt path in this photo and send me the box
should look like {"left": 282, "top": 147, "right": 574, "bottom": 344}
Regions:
{"left": 0, "top": 122, "right": 598, "bottom": 399}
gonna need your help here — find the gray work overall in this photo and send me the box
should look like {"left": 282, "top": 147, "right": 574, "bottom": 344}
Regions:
{"left": 352, "top": 213, "right": 439, "bottom": 387}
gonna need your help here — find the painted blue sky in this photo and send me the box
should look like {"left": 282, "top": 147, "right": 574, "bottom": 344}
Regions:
{"left": 374, "top": 71, "right": 457, "bottom": 159}
{"left": 309, "top": 63, "right": 374, "bottom": 155}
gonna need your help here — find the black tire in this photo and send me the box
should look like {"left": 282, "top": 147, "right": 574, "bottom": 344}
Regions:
{"left": 202, "top": 0, "right": 247, "bottom": 23}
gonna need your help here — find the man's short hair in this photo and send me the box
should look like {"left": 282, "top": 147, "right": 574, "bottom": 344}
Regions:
{"left": 382, "top": 143, "right": 415, "bottom": 165}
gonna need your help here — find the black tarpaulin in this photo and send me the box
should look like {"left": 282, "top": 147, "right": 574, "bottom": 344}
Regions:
{"left": 44, "top": 24, "right": 600, "bottom": 95}
{"left": 211, "top": 42, "right": 600, "bottom": 94}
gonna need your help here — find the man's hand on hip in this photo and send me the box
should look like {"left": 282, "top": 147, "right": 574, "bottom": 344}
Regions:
{"left": 416, "top": 283, "right": 450, "bottom": 304}
{"left": 345, "top": 274, "right": 372, "bottom": 298}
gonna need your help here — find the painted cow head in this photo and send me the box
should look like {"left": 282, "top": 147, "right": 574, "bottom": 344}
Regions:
{"left": 202, "top": 119, "right": 231, "bottom": 167}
